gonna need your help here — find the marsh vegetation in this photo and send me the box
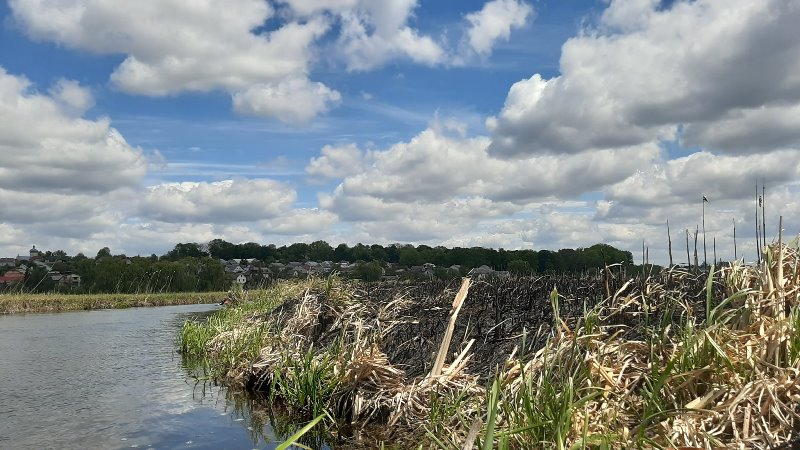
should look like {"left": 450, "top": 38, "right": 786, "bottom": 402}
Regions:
{"left": 181, "top": 241, "right": 800, "bottom": 449}
{"left": 0, "top": 291, "right": 222, "bottom": 314}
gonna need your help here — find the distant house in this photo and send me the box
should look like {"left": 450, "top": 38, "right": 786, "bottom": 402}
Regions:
{"left": 64, "top": 273, "right": 81, "bottom": 286}
{"left": 0, "top": 269, "right": 25, "bottom": 285}
{"left": 469, "top": 265, "right": 495, "bottom": 279}
{"left": 234, "top": 274, "right": 247, "bottom": 285}
{"left": 48, "top": 272, "right": 81, "bottom": 286}
{"left": 0, "top": 258, "right": 15, "bottom": 267}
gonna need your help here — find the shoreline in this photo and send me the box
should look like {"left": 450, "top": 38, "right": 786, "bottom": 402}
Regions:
{"left": 0, "top": 291, "right": 224, "bottom": 314}
{"left": 180, "top": 246, "right": 800, "bottom": 449}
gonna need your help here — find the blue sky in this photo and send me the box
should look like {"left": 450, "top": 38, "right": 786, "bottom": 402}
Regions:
{"left": 1, "top": 0, "right": 799, "bottom": 262}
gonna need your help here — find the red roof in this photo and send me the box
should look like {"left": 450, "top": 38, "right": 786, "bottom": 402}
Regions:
{"left": 0, "top": 271, "right": 24, "bottom": 283}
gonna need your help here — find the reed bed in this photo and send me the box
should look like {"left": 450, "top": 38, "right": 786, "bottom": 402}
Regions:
{"left": 181, "top": 242, "right": 800, "bottom": 449}
{"left": 0, "top": 291, "right": 223, "bottom": 314}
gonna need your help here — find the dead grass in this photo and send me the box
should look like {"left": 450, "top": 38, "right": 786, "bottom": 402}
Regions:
{"left": 183, "top": 241, "right": 800, "bottom": 449}
{"left": 0, "top": 291, "right": 223, "bottom": 314}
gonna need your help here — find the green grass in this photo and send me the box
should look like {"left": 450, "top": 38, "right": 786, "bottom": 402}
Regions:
{"left": 0, "top": 291, "right": 224, "bottom": 314}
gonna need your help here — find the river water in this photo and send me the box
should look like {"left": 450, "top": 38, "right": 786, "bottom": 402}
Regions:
{"left": 0, "top": 305, "right": 290, "bottom": 450}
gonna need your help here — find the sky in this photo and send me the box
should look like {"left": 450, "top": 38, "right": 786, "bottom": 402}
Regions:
{"left": 1, "top": 0, "right": 799, "bottom": 264}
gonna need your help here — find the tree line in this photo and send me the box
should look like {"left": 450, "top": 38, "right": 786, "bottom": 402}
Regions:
{"left": 3, "top": 241, "right": 633, "bottom": 294}
{"left": 182, "top": 239, "right": 633, "bottom": 273}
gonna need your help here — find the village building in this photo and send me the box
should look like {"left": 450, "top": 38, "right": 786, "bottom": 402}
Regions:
{"left": 48, "top": 272, "right": 82, "bottom": 287}
{"left": 0, "top": 257, "right": 15, "bottom": 267}
{"left": 0, "top": 268, "right": 25, "bottom": 285}
{"left": 469, "top": 265, "right": 495, "bottom": 279}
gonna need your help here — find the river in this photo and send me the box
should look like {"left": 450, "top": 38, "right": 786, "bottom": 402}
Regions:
{"left": 0, "top": 305, "right": 292, "bottom": 450}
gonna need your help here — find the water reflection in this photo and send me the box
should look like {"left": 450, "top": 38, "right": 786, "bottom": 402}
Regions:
{"left": 0, "top": 305, "right": 315, "bottom": 450}
{"left": 183, "top": 376, "right": 332, "bottom": 450}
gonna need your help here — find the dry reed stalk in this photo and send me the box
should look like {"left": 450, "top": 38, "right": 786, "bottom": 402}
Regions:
{"left": 429, "top": 278, "right": 471, "bottom": 379}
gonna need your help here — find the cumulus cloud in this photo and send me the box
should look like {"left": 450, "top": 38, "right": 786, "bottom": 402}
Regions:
{"left": 321, "top": 122, "right": 657, "bottom": 206}
{"left": 9, "top": 0, "right": 536, "bottom": 123}
{"left": 464, "top": 0, "right": 533, "bottom": 57}
{"left": 305, "top": 143, "right": 365, "bottom": 180}
{"left": 603, "top": 150, "right": 800, "bottom": 213}
{"left": 336, "top": 1, "right": 445, "bottom": 70}
{"left": 0, "top": 223, "right": 24, "bottom": 246}
{"left": 0, "top": 188, "right": 106, "bottom": 224}
{"left": 259, "top": 209, "right": 339, "bottom": 235}
{"left": 9, "top": 0, "right": 338, "bottom": 122}
{"left": 681, "top": 104, "right": 800, "bottom": 154}
{"left": 0, "top": 68, "right": 147, "bottom": 193}
{"left": 320, "top": 193, "right": 519, "bottom": 242}
{"left": 138, "top": 179, "right": 297, "bottom": 223}
{"left": 488, "top": 0, "right": 800, "bottom": 157}
{"left": 48, "top": 78, "right": 94, "bottom": 115}
{"left": 312, "top": 120, "right": 658, "bottom": 244}
{"left": 232, "top": 77, "right": 341, "bottom": 123}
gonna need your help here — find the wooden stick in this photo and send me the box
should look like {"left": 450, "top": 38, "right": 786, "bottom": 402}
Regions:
{"left": 694, "top": 226, "right": 699, "bottom": 269}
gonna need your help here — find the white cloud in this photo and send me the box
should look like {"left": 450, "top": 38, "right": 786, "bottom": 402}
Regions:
{"left": 138, "top": 180, "right": 297, "bottom": 223}
{"left": 488, "top": 0, "right": 800, "bottom": 157}
{"left": 9, "top": 0, "right": 338, "bottom": 122}
{"left": 280, "top": 0, "right": 536, "bottom": 70}
{"left": 313, "top": 120, "right": 657, "bottom": 244}
{"left": 321, "top": 122, "right": 657, "bottom": 205}
{"left": 48, "top": 78, "right": 94, "bottom": 115}
{"left": 0, "top": 224, "right": 24, "bottom": 246}
{"left": 603, "top": 150, "right": 800, "bottom": 211}
{"left": 259, "top": 209, "right": 338, "bottom": 235}
{"left": 464, "top": 0, "right": 533, "bottom": 57}
{"left": 0, "top": 68, "right": 147, "bottom": 194}
{"left": 0, "top": 188, "right": 106, "bottom": 224}
{"left": 336, "top": 1, "right": 444, "bottom": 70}
{"left": 232, "top": 77, "right": 341, "bottom": 123}
{"left": 279, "top": 0, "right": 358, "bottom": 17}
{"left": 681, "top": 104, "right": 800, "bottom": 153}
{"left": 305, "top": 143, "right": 365, "bottom": 180}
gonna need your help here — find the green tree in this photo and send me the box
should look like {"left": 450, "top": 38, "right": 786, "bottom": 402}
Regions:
{"left": 164, "top": 242, "right": 208, "bottom": 260}
{"left": 507, "top": 259, "right": 532, "bottom": 275}
{"left": 399, "top": 248, "right": 423, "bottom": 267}
{"left": 356, "top": 261, "right": 383, "bottom": 282}
{"left": 208, "top": 239, "right": 236, "bottom": 260}
{"left": 24, "top": 266, "right": 55, "bottom": 292}
{"left": 309, "top": 240, "right": 334, "bottom": 261}
{"left": 333, "top": 243, "right": 351, "bottom": 262}
{"left": 197, "top": 257, "right": 225, "bottom": 291}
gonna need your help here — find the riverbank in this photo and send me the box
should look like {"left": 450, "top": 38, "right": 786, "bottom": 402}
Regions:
{"left": 0, "top": 291, "right": 223, "bottom": 314}
{"left": 181, "top": 243, "right": 800, "bottom": 449}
